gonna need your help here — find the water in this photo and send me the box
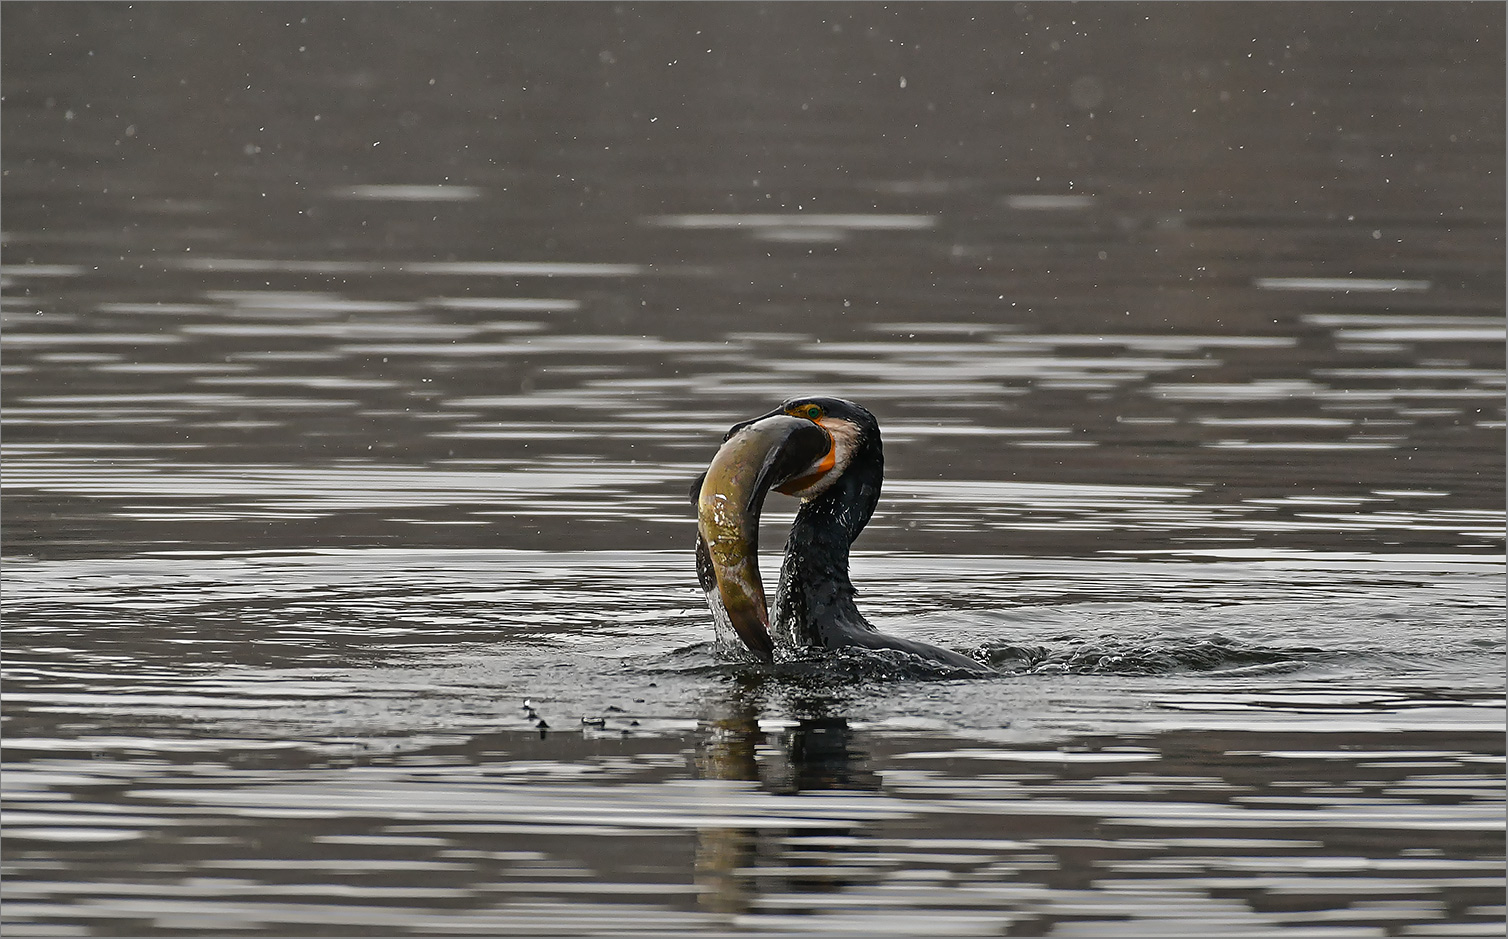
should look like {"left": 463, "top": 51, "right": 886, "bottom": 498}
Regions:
{"left": 3, "top": 4, "right": 1504, "bottom": 936}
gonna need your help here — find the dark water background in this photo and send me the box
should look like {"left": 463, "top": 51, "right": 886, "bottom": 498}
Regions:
{"left": 3, "top": 3, "right": 1504, "bottom": 936}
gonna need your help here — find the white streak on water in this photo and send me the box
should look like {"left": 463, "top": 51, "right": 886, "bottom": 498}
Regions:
{"left": 1255, "top": 277, "right": 1430, "bottom": 292}
{"left": 1005, "top": 194, "right": 1097, "bottom": 210}
{"left": 334, "top": 184, "right": 483, "bottom": 201}
{"left": 645, "top": 213, "right": 936, "bottom": 230}
{"left": 175, "top": 259, "right": 644, "bottom": 277}
{"left": 1335, "top": 327, "right": 1506, "bottom": 342}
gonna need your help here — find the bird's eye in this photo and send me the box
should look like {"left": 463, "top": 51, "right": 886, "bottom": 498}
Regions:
{"left": 804, "top": 405, "right": 822, "bottom": 419}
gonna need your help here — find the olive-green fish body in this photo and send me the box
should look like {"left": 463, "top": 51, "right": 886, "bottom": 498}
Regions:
{"left": 695, "top": 414, "right": 830, "bottom": 660}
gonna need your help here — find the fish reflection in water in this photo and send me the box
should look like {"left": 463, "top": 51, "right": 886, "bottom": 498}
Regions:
{"left": 694, "top": 679, "right": 880, "bottom": 916}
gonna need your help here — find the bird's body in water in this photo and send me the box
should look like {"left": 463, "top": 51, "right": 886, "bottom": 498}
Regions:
{"left": 693, "top": 396, "right": 989, "bottom": 672}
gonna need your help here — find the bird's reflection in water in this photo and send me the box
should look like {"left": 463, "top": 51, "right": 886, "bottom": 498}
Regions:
{"left": 693, "top": 676, "right": 879, "bottom": 915}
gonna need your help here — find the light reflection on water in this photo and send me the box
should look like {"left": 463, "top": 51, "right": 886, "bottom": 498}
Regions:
{"left": 3, "top": 623, "right": 1504, "bottom": 938}
{"left": 3, "top": 3, "right": 1505, "bottom": 936}
{"left": 3, "top": 459, "right": 1500, "bottom": 558}
{"left": 3, "top": 566, "right": 1503, "bottom": 938}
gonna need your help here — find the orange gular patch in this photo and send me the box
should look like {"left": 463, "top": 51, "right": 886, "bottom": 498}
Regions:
{"left": 774, "top": 417, "right": 856, "bottom": 498}
{"left": 773, "top": 445, "right": 834, "bottom": 495}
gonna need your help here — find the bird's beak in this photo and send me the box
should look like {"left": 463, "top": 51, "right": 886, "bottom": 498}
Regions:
{"left": 693, "top": 413, "right": 832, "bottom": 661}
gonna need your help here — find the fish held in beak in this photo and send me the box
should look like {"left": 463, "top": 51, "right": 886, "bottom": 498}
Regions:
{"left": 695, "top": 414, "right": 832, "bottom": 660}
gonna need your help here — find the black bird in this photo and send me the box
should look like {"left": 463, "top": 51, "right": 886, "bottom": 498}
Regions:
{"left": 691, "top": 396, "right": 989, "bottom": 672}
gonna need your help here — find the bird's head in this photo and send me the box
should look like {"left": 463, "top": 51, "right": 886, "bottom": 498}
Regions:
{"left": 690, "top": 396, "right": 882, "bottom": 660}
{"left": 724, "top": 396, "right": 880, "bottom": 499}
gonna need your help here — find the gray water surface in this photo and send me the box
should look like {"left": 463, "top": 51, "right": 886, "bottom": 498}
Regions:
{"left": 3, "top": 4, "right": 1504, "bottom": 937}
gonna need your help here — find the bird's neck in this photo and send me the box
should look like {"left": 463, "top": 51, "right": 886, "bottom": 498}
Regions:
{"left": 772, "top": 454, "right": 882, "bottom": 648}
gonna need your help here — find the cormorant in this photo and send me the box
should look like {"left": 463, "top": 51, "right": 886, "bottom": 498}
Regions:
{"left": 692, "top": 396, "right": 989, "bottom": 672}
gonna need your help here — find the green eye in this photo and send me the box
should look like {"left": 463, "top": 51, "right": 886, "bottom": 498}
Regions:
{"left": 805, "top": 405, "right": 822, "bottom": 419}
